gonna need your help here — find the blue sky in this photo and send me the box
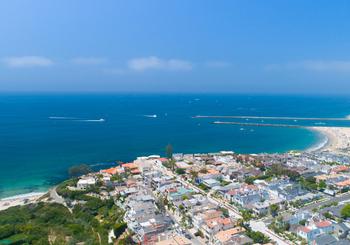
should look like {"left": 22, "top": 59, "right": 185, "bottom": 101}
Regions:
{"left": 0, "top": 0, "right": 350, "bottom": 93}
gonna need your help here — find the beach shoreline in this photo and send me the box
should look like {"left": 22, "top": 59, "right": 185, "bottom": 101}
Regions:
{"left": 1, "top": 124, "right": 349, "bottom": 211}
{"left": 306, "top": 127, "right": 329, "bottom": 152}
{"left": 0, "top": 191, "right": 46, "bottom": 211}
{"left": 307, "top": 126, "right": 350, "bottom": 155}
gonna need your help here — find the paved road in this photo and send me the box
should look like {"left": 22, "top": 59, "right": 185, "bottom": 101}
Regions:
{"left": 49, "top": 186, "right": 65, "bottom": 204}
{"left": 49, "top": 186, "right": 73, "bottom": 213}
{"left": 300, "top": 192, "right": 350, "bottom": 212}
{"left": 262, "top": 192, "right": 350, "bottom": 224}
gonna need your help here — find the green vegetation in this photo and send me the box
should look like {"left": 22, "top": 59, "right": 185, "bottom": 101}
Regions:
{"left": 299, "top": 219, "right": 306, "bottom": 226}
{"left": 240, "top": 209, "right": 253, "bottom": 221}
{"left": 0, "top": 177, "right": 127, "bottom": 245}
{"left": 323, "top": 211, "right": 334, "bottom": 220}
{"left": 0, "top": 200, "right": 125, "bottom": 244}
{"left": 270, "top": 204, "right": 279, "bottom": 217}
{"left": 56, "top": 179, "right": 101, "bottom": 201}
{"left": 269, "top": 217, "right": 290, "bottom": 234}
{"left": 341, "top": 204, "right": 350, "bottom": 218}
{"left": 175, "top": 168, "right": 185, "bottom": 175}
{"left": 244, "top": 174, "right": 272, "bottom": 185}
{"left": 318, "top": 180, "right": 327, "bottom": 190}
{"left": 181, "top": 195, "right": 189, "bottom": 200}
{"left": 117, "top": 234, "right": 134, "bottom": 245}
{"left": 68, "top": 164, "right": 92, "bottom": 178}
{"left": 198, "top": 183, "right": 209, "bottom": 191}
{"left": 113, "top": 222, "right": 127, "bottom": 238}
{"left": 290, "top": 200, "right": 303, "bottom": 208}
{"left": 246, "top": 229, "right": 270, "bottom": 244}
{"left": 299, "top": 177, "right": 318, "bottom": 191}
{"left": 166, "top": 144, "right": 173, "bottom": 159}
{"left": 267, "top": 164, "right": 300, "bottom": 181}
{"left": 219, "top": 207, "right": 229, "bottom": 218}
{"left": 244, "top": 164, "right": 299, "bottom": 184}
{"left": 321, "top": 161, "right": 342, "bottom": 166}
{"left": 219, "top": 179, "right": 231, "bottom": 186}
{"left": 110, "top": 173, "right": 124, "bottom": 183}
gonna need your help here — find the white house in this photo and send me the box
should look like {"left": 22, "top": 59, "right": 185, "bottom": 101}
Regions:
{"left": 77, "top": 176, "right": 96, "bottom": 190}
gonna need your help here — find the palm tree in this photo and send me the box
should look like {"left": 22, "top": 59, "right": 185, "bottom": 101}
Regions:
{"left": 166, "top": 144, "right": 173, "bottom": 159}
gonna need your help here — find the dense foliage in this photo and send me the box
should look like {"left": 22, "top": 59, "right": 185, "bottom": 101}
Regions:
{"left": 0, "top": 199, "right": 125, "bottom": 244}
{"left": 341, "top": 204, "right": 350, "bottom": 218}
{"left": 246, "top": 229, "right": 270, "bottom": 244}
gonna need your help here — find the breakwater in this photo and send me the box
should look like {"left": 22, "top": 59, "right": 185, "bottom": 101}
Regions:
{"left": 213, "top": 121, "right": 304, "bottom": 128}
{"left": 194, "top": 115, "right": 350, "bottom": 121}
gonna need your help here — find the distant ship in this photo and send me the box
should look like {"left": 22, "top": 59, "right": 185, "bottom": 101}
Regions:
{"left": 144, "top": 114, "right": 157, "bottom": 118}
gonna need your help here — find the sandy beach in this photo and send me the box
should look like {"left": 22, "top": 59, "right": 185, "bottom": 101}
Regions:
{"left": 310, "top": 126, "right": 350, "bottom": 155}
{"left": 0, "top": 192, "right": 46, "bottom": 211}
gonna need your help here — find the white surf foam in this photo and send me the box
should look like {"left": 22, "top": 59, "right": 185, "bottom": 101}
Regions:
{"left": 306, "top": 130, "right": 329, "bottom": 152}
{"left": 1, "top": 192, "right": 45, "bottom": 201}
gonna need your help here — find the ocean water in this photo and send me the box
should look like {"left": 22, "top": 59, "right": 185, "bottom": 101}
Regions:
{"left": 1, "top": 93, "right": 350, "bottom": 198}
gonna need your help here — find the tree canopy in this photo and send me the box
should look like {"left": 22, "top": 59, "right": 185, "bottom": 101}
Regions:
{"left": 166, "top": 144, "right": 173, "bottom": 159}
{"left": 341, "top": 204, "right": 350, "bottom": 218}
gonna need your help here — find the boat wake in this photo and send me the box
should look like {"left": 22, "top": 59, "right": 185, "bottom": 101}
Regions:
{"left": 49, "top": 116, "right": 77, "bottom": 120}
{"left": 143, "top": 114, "right": 157, "bottom": 118}
{"left": 49, "top": 117, "right": 105, "bottom": 122}
{"left": 77, "top": 119, "right": 105, "bottom": 122}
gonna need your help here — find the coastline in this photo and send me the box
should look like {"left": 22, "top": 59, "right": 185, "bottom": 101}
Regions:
{"left": 0, "top": 191, "right": 46, "bottom": 211}
{"left": 306, "top": 127, "right": 330, "bottom": 152}
{"left": 307, "top": 126, "right": 350, "bottom": 155}
{"left": 1, "top": 125, "right": 349, "bottom": 211}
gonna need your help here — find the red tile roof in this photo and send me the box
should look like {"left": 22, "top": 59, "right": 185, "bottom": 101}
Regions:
{"left": 332, "top": 165, "right": 349, "bottom": 173}
{"left": 299, "top": 226, "right": 312, "bottom": 233}
{"left": 101, "top": 167, "right": 118, "bottom": 175}
{"left": 316, "top": 221, "right": 332, "bottom": 228}
{"left": 158, "top": 158, "right": 168, "bottom": 162}
{"left": 122, "top": 163, "right": 138, "bottom": 169}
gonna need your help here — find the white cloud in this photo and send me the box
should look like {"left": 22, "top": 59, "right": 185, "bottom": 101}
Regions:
{"left": 71, "top": 57, "right": 107, "bottom": 65}
{"left": 2, "top": 56, "right": 54, "bottom": 68}
{"left": 127, "top": 56, "right": 192, "bottom": 72}
{"left": 265, "top": 60, "right": 350, "bottom": 73}
{"left": 299, "top": 60, "right": 350, "bottom": 72}
{"left": 205, "top": 61, "right": 231, "bottom": 68}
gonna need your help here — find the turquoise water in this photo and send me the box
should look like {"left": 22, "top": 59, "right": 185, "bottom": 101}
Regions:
{"left": 0, "top": 94, "right": 350, "bottom": 198}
